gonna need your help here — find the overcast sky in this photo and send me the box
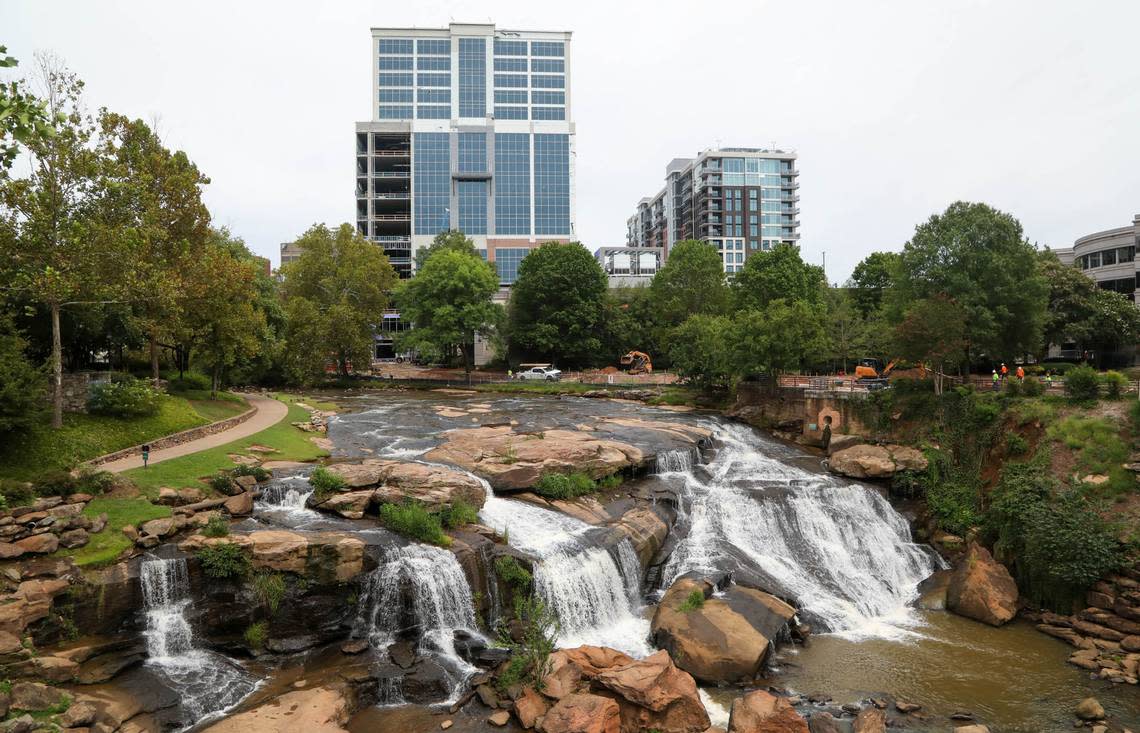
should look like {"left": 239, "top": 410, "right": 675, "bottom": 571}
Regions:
{"left": 3, "top": 0, "right": 1139, "bottom": 282}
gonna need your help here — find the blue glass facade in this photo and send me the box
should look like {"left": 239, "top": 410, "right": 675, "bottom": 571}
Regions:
{"left": 458, "top": 38, "right": 486, "bottom": 117}
{"left": 495, "top": 247, "right": 530, "bottom": 285}
{"left": 494, "top": 134, "right": 530, "bottom": 235}
{"left": 457, "top": 133, "right": 487, "bottom": 173}
{"left": 534, "top": 134, "right": 570, "bottom": 235}
{"left": 413, "top": 133, "right": 450, "bottom": 234}
{"left": 457, "top": 181, "right": 488, "bottom": 235}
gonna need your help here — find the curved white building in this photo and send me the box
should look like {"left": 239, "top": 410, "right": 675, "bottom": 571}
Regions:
{"left": 1058, "top": 214, "right": 1140, "bottom": 301}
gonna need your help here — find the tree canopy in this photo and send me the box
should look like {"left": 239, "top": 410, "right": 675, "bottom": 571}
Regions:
{"left": 733, "top": 243, "right": 825, "bottom": 311}
{"left": 849, "top": 251, "right": 900, "bottom": 313}
{"left": 1039, "top": 252, "right": 1140, "bottom": 363}
{"left": 414, "top": 229, "right": 480, "bottom": 271}
{"left": 648, "top": 240, "right": 729, "bottom": 324}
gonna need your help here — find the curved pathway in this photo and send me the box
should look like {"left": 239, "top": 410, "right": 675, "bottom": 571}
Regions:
{"left": 100, "top": 393, "right": 289, "bottom": 473}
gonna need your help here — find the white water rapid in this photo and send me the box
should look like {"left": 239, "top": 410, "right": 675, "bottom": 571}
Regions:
{"left": 140, "top": 557, "right": 257, "bottom": 726}
{"left": 662, "top": 422, "right": 942, "bottom": 639}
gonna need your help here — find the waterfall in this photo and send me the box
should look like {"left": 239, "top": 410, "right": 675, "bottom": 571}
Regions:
{"left": 480, "top": 495, "right": 652, "bottom": 657}
{"left": 615, "top": 538, "right": 643, "bottom": 604}
{"left": 140, "top": 558, "right": 257, "bottom": 726}
{"left": 259, "top": 476, "right": 313, "bottom": 510}
{"left": 654, "top": 447, "right": 700, "bottom": 474}
{"left": 356, "top": 544, "right": 481, "bottom": 703}
{"left": 662, "top": 422, "right": 941, "bottom": 639}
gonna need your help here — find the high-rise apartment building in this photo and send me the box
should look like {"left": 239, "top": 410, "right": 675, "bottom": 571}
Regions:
{"left": 355, "top": 23, "right": 575, "bottom": 283}
{"left": 627, "top": 148, "right": 799, "bottom": 273}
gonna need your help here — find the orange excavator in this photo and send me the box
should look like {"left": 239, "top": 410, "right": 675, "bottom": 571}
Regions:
{"left": 853, "top": 357, "right": 926, "bottom": 388}
{"left": 620, "top": 351, "right": 653, "bottom": 374}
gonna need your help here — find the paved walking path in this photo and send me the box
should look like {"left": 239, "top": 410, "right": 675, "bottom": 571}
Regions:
{"left": 100, "top": 393, "right": 289, "bottom": 473}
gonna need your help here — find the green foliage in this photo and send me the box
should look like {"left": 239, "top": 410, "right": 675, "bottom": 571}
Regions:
{"left": 892, "top": 295, "right": 968, "bottom": 394}
{"left": 925, "top": 472, "right": 982, "bottom": 536}
{"left": 733, "top": 299, "right": 829, "bottom": 376}
{"left": 849, "top": 251, "right": 901, "bottom": 313}
{"left": 202, "top": 515, "right": 230, "bottom": 538}
{"left": 0, "top": 46, "right": 56, "bottom": 170}
{"left": 678, "top": 589, "right": 706, "bottom": 613}
{"left": 533, "top": 472, "right": 597, "bottom": 500}
{"left": 506, "top": 242, "right": 608, "bottom": 367}
{"left": 649, "top": 240, "right": 730, "bottom": 325}
{"left": 60, "top": 498, "right": 171, "bottom": 567}
{"left": 1046, "top": 415, "right": 1132, "bottom": 499}
{"left": 597, "top": 474, "right": 623, "bottom": 490}
{"left": 1101, "top": 370, "right": 1127, "bottom": 399}
{"left": 495, "top": 595, "right": 559, "bottom": 692}
{"left": 32, "top": 465, "right": 116, "bottom": 498}
{"left": 414, "top": 229, "right": 480, "bottom": 271}
{"left": 986, "top": 458, "right": 1125, "bottom": 611}
{"left": 166, "top": 372, "right": 211, "bottom": 392}
{"left": 732, "top": 243, "right": 825, "bottom": 311}
{"left": 669, "top": 314, "right": 734, "bottom": 389}
{"left": 0, "top": 318, "right": 45, "bottom": 434}
{"left": 494, "top": 556, "right": 533, "bottom": 589}
{"left": 1040, "top": 252, "right": 1140, "bottom": 360}
{"left": 1020, "top": 376, "right": 1045, "bottom": 397}
{"left": 1064, "top": 365, "right": 1100, "bottom": 402}
{"left": 250, "top": 572, "right": 286, "bottom": 615}
{"left": 243, "top": 621, "right": 268, "bottom": 650}
{"left": 379, "top": 501, "right": 450, "bottom": 547}
{"left": 1009, "top": 398, "right": 1056, "bottom": 426}
{"left": 231, "top": 464, "right": 270, "bottom": 482}
{"left": 438, "top": 499, "right": 479, "bottom": 529}
{"left": 308, "top": 466, "right": 346, "bottom": 498}
{"left": 209, "top": 473, "right": 235, "bottom": 494}
{"left": 1005, "top": 433, "right": 1029, "bottom": 456}
{"left": 87, "top": 378, "right": 161, "bottom": 417}
{"left": 196, "top": 542, "right": 251, "bottom": 579}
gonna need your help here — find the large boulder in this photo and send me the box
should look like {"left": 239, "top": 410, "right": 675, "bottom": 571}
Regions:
{"left": 609, "top": 506, "right": 669, "bottom": 567}
{"left": 827, "top": 444, "right": 928, "bottom": 479}
{"left": 424, "top": 427, "right": 645, "bottom": 491}
{"left": 321, "top": 459, "right": 486, "bottom": 510}
{"left": 593, "top": 650, "right": 710, "bottom": 733}
{"left": 201, "top": 685, "right": 349, "bottom": 733}
{"left": 540, "top": 693, "right": 621, "bottom": 733}
{"left": 180, "top": 530, "right": 365, "bottom": 583}
{"left": 651, "top": 579, "right": 796, "bottom": 684}
{"left": 727, "top": 690, "right": 808, "bottom": 733}
{"left": 947, "top": 542, "right": 1018, "bottom": 626}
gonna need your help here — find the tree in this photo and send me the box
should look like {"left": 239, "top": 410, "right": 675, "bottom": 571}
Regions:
{"left": 396, "top": 247, "right": 500, "bottom": 382}
{"left": 0, "top": 315, "right": 45, "bottom": 434}
{"left": 891, "top": 202, "right": 1047, "bottom": 365}
{"left": 0, "top": 55, "right": 120, "bottom": 428}
{"left": 849, "top": 251, "right": 900, "bottom": 313}
{"left": 0, "top": 46, "right": 55, "bottom": 172}
{"left": 732, "top": 299, "right": 829, "bottom": 377}
{"left": 893, "top": 295, "right": 968, "bottom": 394}
{"left": 649, "top": 240, "right": 729, "bottom": 325}
{"left": 600, "top": 286, "right": 661, "bottom": 367}
{"left": 280, "top": 223, "right": 396, "bottom": 380}
{"left": 507, "top": 243, "right": 608, "bottom": 367}
{"left": 823, "top": 288, "right": 869, "bottom": 373}
{"left": 414, "top": 229, "right": 479, "bottom": 271}
{"left": 1039, "top": 252, "right": 1140, "bottom": 364}
{"left": 668, "top": 314, "right": 734, "bottom": 389}
{"left": 732, "top": 243, "right": 825, "bottom": 311}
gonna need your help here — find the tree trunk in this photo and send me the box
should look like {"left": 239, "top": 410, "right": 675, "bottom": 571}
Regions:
{"left": 150, "top": 330, "right": 160, "bottom": 388}
{"left": 463, "top": 341, "right": 473, "bottom": 386}
{"left": 50, "top": 302, "right": 63, "bottom": 430}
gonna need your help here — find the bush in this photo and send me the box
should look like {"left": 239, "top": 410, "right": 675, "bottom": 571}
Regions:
{"left": 926, "top": 478, "right": 982, "bottom": 537}
{"left": 243, "top": 621, "right": 268, "bottom": 650}
{"left": 533, "top": 472, "right": 597, "bottom": 500}
{"left": 33, "top": 466, "right": 117, "bottom": 498}
{"left": 87, "top": 378, "right": 161, "bottom": 417}
{"left": 679, "top": 589, "right": 706, "bottom": 613}
{"left": 494, "top": 595, "right": 559, "bottom": 693}
{"left": 166, "top": 372, "right": 211, "bottom": 393}
{"left": 379, "top": 501, "right": 450, "bottom": 546}
{"left": 196, "top": 542, "right": 251, "bottom": 579}
{"left": 202, "top": 515, "right": 230, "bottom": 538}
{"left": 250, "top": 572, "right": 286, "bottom": 615}
{"left": 231, "top": 464, "right": 270, "bottom": 482}
{"left": 1065, "top": 365, "right": 1100, "bottom": 402}
{"left": 1101, "top": 370, "right": 1127, "bottom": 399}
{"left": 597, "top": 474, "right": 623, "bottom": 490}
{"left": 209, "top": 473, "right": 235, "bottom": 494}
{"left": 1006, "top": 433, "right": 1029, "bottom": 456}
{"left": 494, "top": 556, "right": 533, "bottom": 589}
{"left": 439, "top": 499, "right": 479, "bottom": 529}
{"left": 1020, "top": 376, "right": 1045, "bottom": 397}
{"left": 0, "top": 479, "right": 33, "bottom": 508}
{"left": 308, "top": 467, "right": 346, "bottom": 498}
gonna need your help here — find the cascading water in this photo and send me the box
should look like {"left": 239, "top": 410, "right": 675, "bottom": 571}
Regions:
{"left": 258, "top": 475, "right": 313, "bottom": 510}
{"left": 480, "top": 494, "right": 651, "bottom": 657}
{"left": 356, "top": 544, "right": 482, "bottom": 704}
{"left": 654, "top": 447, "right": 700, "bottom": 474}
{"left": 662, "top": 422, "right": 942, "bottom": 639}
{"left": 140, "top": 557, "right": 257, "bottom": 726}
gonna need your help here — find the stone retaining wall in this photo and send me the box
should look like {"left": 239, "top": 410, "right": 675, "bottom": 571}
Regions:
{"left": 87, "top": 400, "right": 256, "bottom": 467}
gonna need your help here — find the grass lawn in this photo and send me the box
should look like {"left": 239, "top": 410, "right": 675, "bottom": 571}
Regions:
{"left": 59, "top": 497, "right": 171, "bottom": 568}
{"left": 1046, "top": 413, "right": 1134, "bottom": 500}
{"left": 0, "top": 395, "right": 237, "bottom": 482}
{"left": 123, "top": 400, "right": 327, "bottom": 496}
{"left": 187, "top": 395, "right": 249, "bottom": 423}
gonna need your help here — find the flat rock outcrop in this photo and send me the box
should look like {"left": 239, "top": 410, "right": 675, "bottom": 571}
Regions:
{"left": 201, "top": 685, "right": 350, "bottom": 733}
{"left": 310, "top": 460, "right": 486, "bottom": 518}
{"left": 946, "top": 542, "right": 1018, "bottom": 627}
{"left": 180, "top": 530, "right": 364, "bottom": 583}
{"left": 827, "top": 444, "right": 928, "bottom": 479}
{"left": 651, "top": 578, "right": 796, "bottom": 684}
{"left": 727, "top": 689, "right": 808, "bottom": 733}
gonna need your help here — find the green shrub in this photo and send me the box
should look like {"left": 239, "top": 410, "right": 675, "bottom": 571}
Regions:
{"left": 0, "top": 479, "right": 33, "bottom": 508}
{"left": 379, "top": 501, "right": 450, "bottom": 546}
{"left": 243, "top": 621, "right": 268, "bottom": 650}
{"left": 196, "top": 543, "right": 251, "bottom": 579}
{"left": 494, "top": 595, "right": 559, "bottom": 693}
{"left": 1005, "top": 379, "right": 1023, "bottom": 397}
{"left": 308, "top": 467, "right": 346, "bottom": 498}
{"left": 1065, "top": 365, "right": 1100, "bottom": 402}
{"left": 679, "top": 589, "right": 706, "bottom": 613}
{"left": 1020, "top": 376, "right": 1045, "bottom": 397}
{"left": 33, "top": 466, "right": 117, "bottom": 498}
{"left": 166, "top": 372, "right": 211, "bottom": 393}
{"left": 209, "top": 473, "right": 235, "bottom": 494}
{"left": 1006, "top": 433, "right": 1029, "bottom": 456}
{"left": 926, "top": 478, "right": 982, "bottom": 536}
{"left": 533, "top": 472, "right": 597, "bottom": 500}
{"left": 231, "top": 464, "right": 270, "bottom": 482}
{"left": 439, "top": 499, "right": 479, "bottom": 529}
{"left": 494, "top": 556, "right": 532, "bottom": 589}
{"left": 1101, "top": 370, "right": 1127, "bottom": 399}
{"left": 32, "top": 470, "right": 79, "bottom": 497}
{"left": 87, "top": 378, "right": 161, "bottom": 417}
{"left": 202, "top": 515, "right": 230, "bottom": 538}
{"left": 250, "top": 572, "right": 286, "bottom": 614}
{"left": 597, "top": 474, "right": 623, "bottom": 490}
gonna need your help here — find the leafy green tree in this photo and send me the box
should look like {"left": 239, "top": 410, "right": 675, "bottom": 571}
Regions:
{"left": 280, "top": 223, "right": 396, "bottom": 380}
{"left": 668, "top": 314, "right": 734, "bottom": 389}
{"left": 414, "top": 229, "right": 479, "bottom": 271}
{"left": 649, "top": 240, "right": 729, "bottom": 325}
{"left": 0, "top": 46, "right": 55, "bottom": 172}
{"left": 823, "top": 288, "right": 872, "bottom": 373}
{"left": 733, "top": 299, "right": 829, "bottom": 376}
{"left": 507, "top": 243, "right": 607, "bottom": 367}
{"left": 396, "top": 247, "right": 500, "bottom": 381}
{"left": 1039, "top": 252, "right": 1140, "bottom": 364}
{"left": 849, "top": 251, "right": 900, "bottom": 313}
{"left": 893, "top": 295, "right": 968, "bottom": 394}
{"left": 0, "top": 315, "right": 45, "bottom": 434}
{"left": 733, "top": 243, "right": 825, "bottom": 311}
{"left": 891, "top": 202, "right": 1047, "bottom": 364}
{"left": 600, "top": 286, "right": 661, "bottom": 367}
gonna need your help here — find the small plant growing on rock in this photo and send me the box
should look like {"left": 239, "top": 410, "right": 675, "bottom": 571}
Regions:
{"left": 533, "top": 472, "right": 597, "bottom": 500}
{"left": 679, "top": 589, "right": 705, "bottom": 613}
{"left": 231, "top": 465, "right": 270, "bottom": 482}
{"left": 244, "top": 621, "right": 268, "bottom": 651}
{"left": 250, "top": 572, "right": 287, "bottom": 615}
{"left": 209, "top": 473, "right": 235, "bottom": 495}
{"left": 308, "top": 467, "right": 346, "bottom": 499}
{"left": 494, "top": 594, "right": 559, "bottom": 693}
{"left": 379, "top": 501, "right": 450, "bottom": 547}
{"left": 439, "top": 499, "right": 479, "bottom": 529}
{"left": 597, "top": 474, "right": 623, "bottom": 490}
{"left": 494, "top": 556, "right": 532, "bottom": 590}
{"left": 202, "top": 516, "right": 230, "bottom": 538}
{"left": 196, "top": 542, "right": 251, "bottom": 579}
